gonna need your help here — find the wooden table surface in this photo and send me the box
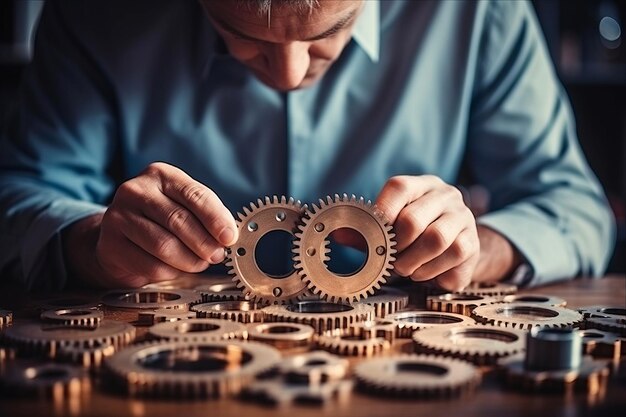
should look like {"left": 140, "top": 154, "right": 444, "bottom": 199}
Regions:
{"left": 0, "top": 274, "right": 624, "bottom": 417}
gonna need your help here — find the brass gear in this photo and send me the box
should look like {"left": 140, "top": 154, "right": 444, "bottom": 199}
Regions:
{"left": 0, "top": 309, "right": 12, "bottom": 330}
{"left": 293, "top": 194, "right": 396, "bottom": 303}
{"left": 0, "top": 363, "right": 90, "bottom": 399}
{"left": 472, "top": 303, "right": 583, "bottom": 330}
{"left": 105, "top": 340, "right": 281, "bottom": 398}
{"left": 584, "top": 316, "right": 626, "bottom": 336}
{"left": 147, "top": 318, "right": 247, "bottom": 342}
{"left": 579, "top": 329, "right": 623, "bottom": 362}
{"left": 577, "top": 305, "right": 626, "bottom": 321}
{"left": 276, "top": 350, "right": 349, "bottom": 385}
{"left": 501, "top": 294, "right": 567, "bottom": 307}
{"left": 243, "top": 378, "right": 352, "bottom": 406}
{"left": 353, "top": 355, "right": 480, "bottom": 399}
{"left": 226, "top": 196, "right": 308, "bottom": 303}
{"left": 101, "top": 289, "right": 201, "bottom": 310}
{"left": 412, "top": 324, "right": 526, "bottom": 366}
{"left": 427, "top": 293, "right": 500, "bottom": 316}
{"left": 195, "top": 281, "right": 247, "bottom": 302}
{"left": 57, "top": 340, "right": 116, "bottom": 370}
{"left": 363, "top": 287, "right": 409, "bottom": 318}
{"left": 191, "top": 300, "right": 265, "bottom": 324}
{"left": 262, "top": 301, "right": 374, "bottom": 334}
{"left": 316, "top": 328, "right": 390, "bottom": 357}
{"left": 386, "top": 310, "right": 475, "bottom": 338}
{"left": 349, "top": 319, "right": 397, "bottom": 343}
{"left": 246, "top": 322, "right": 315, "bottom": 351}
{"left": 137, "top": 308, "right": 196, "bottom": 325}
{"left": 40, "top": 308, "right": 103, "bottom": 327}
{"left": 456, "top": 282, "right": 517, "bottom": 297}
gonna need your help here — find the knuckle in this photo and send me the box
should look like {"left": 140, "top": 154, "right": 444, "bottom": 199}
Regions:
{"left": 153, "top": 237, "right": 178, "bottom": 259}
{"left": 410, "top": 268, "right": 430, "bottom": 281}
{"left": 166, "top": 206, "right": 191, "bottom": 232}
{"left": 197, "top": 235, "right": 220, "bottom": 257}
{"left": 181, "top": 183, "right": 208, "bottom": 206}
{"left": 115, "top": 180, "right": 143, "bottom": 201}
{"left": 394, "top": 261, "right": 412, "bottom": 277}
{"left": 386, "top": 176, "right": 411, "bottom": 196}
{"left": 143, "top": 161, "right": 168, "bottom": 177}
{"left": 424, "top": 224, "right": 450, "bottom": 251}
{"left": 450, "top": 234, "right": 476, "bottom": 261}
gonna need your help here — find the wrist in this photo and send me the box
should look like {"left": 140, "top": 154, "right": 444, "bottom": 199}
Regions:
{"left": 473, "top": 224, "right": 523, "bottom": 282}
{"left": 61, "top": 213, "right": 109, "bottom": 288}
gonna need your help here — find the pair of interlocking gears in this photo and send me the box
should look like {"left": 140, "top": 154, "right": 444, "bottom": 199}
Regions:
{"left": 226, "top": 194, "right": 396, "bottom": 304}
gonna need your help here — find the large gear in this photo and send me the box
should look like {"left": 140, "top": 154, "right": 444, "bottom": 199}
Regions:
{"left": 386, "top": 310, "right": 475, "bottom": 338}
{"left": 243, "top": 378, "right": 352, "bottom": 406}
{"left": 427, "top": 293, "right": 500, "bottom": 316}
{"left": 0, "top": 363, "right": 90, "bottom": 399}
{"left": 578, "top": 305, "right": 626, "bottom": 321}
{"left": 362, "top": 287, "right": 409, "bottom": 318}
{"left": 101, "top": 289, "right": 201, "bottom": 310}
{"left": 57, "top": 340, "right": 116, "bottom": 370}
{"left": 456, "top": 282, "right": 517, "bottom": 297}
{"left": 137, "top": 308, "right": 196, "bottom": 325}
{"left": 501, "top": 294, "right": 567, "bottom": 308}
{"left": 293, "top": 194, "right": 396, "bottom": 303}
{"left": 262, "top": 301, "right": 374, "bottom": 334}
{"left": 40, "top": 308, "right": 103, "bottom": 327}
{"left": 147, "top": 318, "right": 247, "bottom": 342}
{"left": 104, "top": 340, "right": 281, "bottom": 398}
{"left": 472, "top": 303, "right": 583, "bottom": 330}
{"left": 276, "top": 350, "right": 349, "bottom": 385}
{"left": 0, "top": 309, "right": 12, "bottom": 330}
{"left": 191, "top": 300, "right": 265, "bottom": 323}
{"left": 246, "top": 322, "right": 315, "bottom": 351}
{"left": 195, "top": 281, "right": 247, "bottom": 303}
{"left": 579, "top": 329, "right": 623, "bottom": 362}
{"left": 3, "top": 320, "right": 136, "bottom": 358}
{"left": 354, "top": 355, "right": 481, "bottom": 399}
{"left": 226, "top": 196, "right": 308, "bottom": 303}
{"left": 412, "top": 324, "right": 526, "bottom": 366}
{"left": 578, "top": 306, "right": 626, "bottom": 336}
{"left": 316, "top": 328, "right": 390, "bottom": 357}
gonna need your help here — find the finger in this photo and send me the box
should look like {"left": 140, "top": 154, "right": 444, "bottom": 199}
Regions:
{"left": 374, "top": 175, "right": 444, "bottom": 225}
{"left": 433, "top": 259, "right": 476, "bottom": 292}
{"left": 393, "top": 211, "right": 466, "bottom": 277}
{"left": 148, "top": 163, "right": 238, "bottom": 246}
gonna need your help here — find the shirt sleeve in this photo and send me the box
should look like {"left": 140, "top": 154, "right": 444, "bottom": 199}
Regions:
{"left": 468, "top": 1, "right": 616, "bottom": 286}
{"left": 0, "top": 1, "right": 117, "bottom": 290}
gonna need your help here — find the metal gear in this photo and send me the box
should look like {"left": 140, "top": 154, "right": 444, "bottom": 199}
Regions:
{"left": 276, "top": 350, "right": 349, "bottom": 385}
{"left": 427, "top": 293, "right": 499, "bottom": 316}
{"left": 584, "top": 316, "right": 626, "bottom": 336}
{"left": 147, "top": 318, "right": 247, "bottom": 342}
{"left": 262, "top": 301, "right": 374, "bottom": 334}
{"left": 195, "top": 281, "right": 247, "bottom": 302}
{"left": 57, "top": 340, "right": 116, "bottom": 370}
{"left": 293, "top": 194, "right": 396, "bottom": 303}
{"left": 578, "top": 305, "right": 626, "bottom": 321}
{"left": 0, "top": 347, "right": 16, "bottom": 374}
{"left": 579, "top": 329, "right": 623, "bottom": 362}
{"left": 247, "top": 322, "right": 314, "bottom": 351}
{"left": 386, "top": 310, "right": 475, "bottom": 338}
{"left": 104, "top": 340, "right": 281, "bottom": 398}
{"left": 501, "top": 294, "right": 567, "bottom": 307}
{"left": 362, "top": 287, "right": 409, "bottom": 318}
{"left": 472, "top": 303, "right": 583, "bottom": 330}
{"left": 349, "top": 319, "right": 397, "bottom": 343}
{"left": 137, "top": 308, "right": 196, "bottom": 325}
{"left": 191, "top": 300, "right": 265, "bottom": 323}
{"left": 242, "top": 378, "right": 352, "bottom": 406}
{"left": 0, "top": 363, "right": 90, "bottom": 400}
{"left": 38, "top": 297, "right": 102, "bottom": 311}
{"left": 40, "top": 308, "right": 103, "bottom": 327}
{"left": 0, "top": 309, "right": 12, "bottom": 330}
{"left": 353, "top": 354, "right": 481, "bottom": 399}
{"left": 412, "top": 324, "right": 526, "bottom": 366}
{"left": 456, "top": 282, "right": 517, "bottom": 297}
{"left": 101, "top": 289, "right": 200, "bottom": 310}
{"left": 316, "top": 329, "right": 390, "bottom": 357}
{"left": 3, "top": 320, "right": 136, "bottom": 358}
{"left": 226, "top": 196, "right": 308, "bottom": 303}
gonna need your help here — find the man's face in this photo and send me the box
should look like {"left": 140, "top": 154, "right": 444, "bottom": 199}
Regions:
{"left": 201, "top": 0, "right": 364, "bottom": 91}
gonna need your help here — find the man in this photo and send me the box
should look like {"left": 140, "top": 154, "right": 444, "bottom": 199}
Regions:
{"left": 0, "top": 0, "right": 615, "bottom": 292}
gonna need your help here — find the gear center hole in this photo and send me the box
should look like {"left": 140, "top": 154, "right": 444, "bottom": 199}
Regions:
{"left": 325, "top": 228, "right": 368, "bottom": 276}
{"left": 142, "top": 347, "right": 252, "bottom": 373}
{"left": 262, "top": 325, "right": 299, "bottom": 334}
{"left": 176, "top": 322, "right": 220, "bottom": 333}
{"left": 396, "top": 362, "right": 448, "bottom": 376}
{"left": 254, "top": 230, "right": 295, "bottom": 278}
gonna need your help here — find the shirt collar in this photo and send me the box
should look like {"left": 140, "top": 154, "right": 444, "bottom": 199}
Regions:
{"left": 351, "top": 0, "right": 380, "bottom": 62}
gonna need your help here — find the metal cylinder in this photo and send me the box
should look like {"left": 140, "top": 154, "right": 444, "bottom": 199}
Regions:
{"left": 524, "top": 327, "right": 582, "bottom": 371}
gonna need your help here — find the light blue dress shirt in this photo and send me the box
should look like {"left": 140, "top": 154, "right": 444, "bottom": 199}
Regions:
{"left": 0, "top": 0, "right": 615, "bottom": 290}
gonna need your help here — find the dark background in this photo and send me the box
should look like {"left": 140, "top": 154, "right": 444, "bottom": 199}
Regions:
{"left": 0, "top": 1, "right": 624, "bottom": 273}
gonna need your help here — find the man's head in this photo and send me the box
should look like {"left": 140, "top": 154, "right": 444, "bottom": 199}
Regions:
{"left": 200, "top": 0, "right": 364, "bottom": 91}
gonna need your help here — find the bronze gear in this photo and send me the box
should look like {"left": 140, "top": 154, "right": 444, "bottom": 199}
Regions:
{"left": 242, "top": 378, "right": 352, "bottom": 406}
{"left": 246, "top": 322, "right": 314, "bottom": 351}
{"left": 316, "top": 328, "right": 391, "bottom": 357}
{"left": 147, "top": 318, "right": 247, "bottom": 342}
{"left": 40, "top": 308, "right": 103, "bottom": 327}
{"left": 57, "top": 340, "right": 116, "bottom": 370}
{"left": 0, "top": 363, "right": 90, "bottom": 400}
{"left": 191, "top": 300, "right": 265, "bottom": 323}
{"left": 426, "top": 293, "right": 500, "bottom": 316}
{"left": 579, "top": 328, "right": 623, "bottom": 362}
{"left": 472, "top": 303, "right": 583, "bottom": 330}
{"left": 195, "top": 281, "right": 247, "bottom": 302}
{"left": 276, "top": 350, "right": 349, "bottom": 386}
{"left": 363, "top": 286, "right": 409, "bottom": 318}
{"left": 101, "top": 289, "right": 200, "bottom": 310}
{"left": 386, "top": 310, "right": 475, "bottom": 338}
{"left": 0, "top": 309, "right": 12, "bottom": 330}
{"left": 501, "top": 294, "right": 567, "bottom": 307}
{"left": 137, "top": 308, "right": 196, "bottom": 325}
{"left": 456, "top": 282, "right": 517, "bottom": 297}
{"left": 349, "top": 318, "right": 397, "bottom": 343}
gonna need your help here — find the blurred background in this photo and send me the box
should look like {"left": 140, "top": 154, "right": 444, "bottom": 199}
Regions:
{"left": 0, "top": 0, "right": 624, "bottom": 273}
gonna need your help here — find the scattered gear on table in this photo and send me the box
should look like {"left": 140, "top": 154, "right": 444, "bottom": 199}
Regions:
{"left": 584, "top": 316, "right": 626, "bottom": 336}
{"left": 276, "top": 350, "right": 349, "bottom": 385}
{"left": 501, "top": 294, "right": 567, "bottom": 308}
{"left": 104, "top": 340, "right": 280, "bottom": 398}
{"left": 427, "top": 293, "right": 499, "bottom": 316}
{"left": 3, "top": 320, "right": 136, "bottom": 358}
{"left": 293, "top": 194, "right": 396, "bottom": 303}
{"left": 147, "top": 318, "right": 247, "bottom": 342}
{"left": 362, "top": 287, "right": 409, "bottom": 318}
{"left": 262, "top": 301, "right": 374, "bottom": 334}
{"left": 37, "top": 297, "right": 102, "bottom": 311}
{"left": 101, "top": 289, "right": 200, "bottom": 310}
{"left": 242, "top": 378, "right": 352, "bottom": 406}
{"left": 227, "top": 196, "right": 309, "bottom": 303}
{"left": 386, "top": 310, "right": 475, "bottom": 338}
{"left": 349, "top": 318, "right": 397, "bottom": 343}
{"left": 499, "top": 327, "right": 610, "bottom": 396}
{"left": 579, "top": 329, "right": 623, "bottom": 362}
{"left": 57, "top": 340, "right": 116, "bottom": 370}
{"left": 137, "top": 308, "right": 196, "bottom": 325}
{"left": 316, "top": 328, "right": 390, "bottom": 357}
{"left": 353, "top": 354, "right": 481, "bottom": 399}
{"left": 191, "top": 300, "right": 265, "bottom": 323}
{"left": 412, "top": 324, "right": 526, "bottom": 366}
{"left": 472, "top": 303, "right": 582, "bottom": 330}
{"left": 0, "top": 309, "right": 12, "bottom": 329}
{"left": 0, "top": 363, "right": 90, "bottom": 399}
{"left": 195, "top": 281, "right": 247, "bottom": 303}
{"left": 40, "top": 308, "right": 103, "bottom": 327}
{"left": 246, "top": 322, "right": 314, "bottom": 351}
{"left": 577, "top": 306, "right": 626, "bottom": 321}
{"left": 456, "top": 282, "right": 517, "bottom": 297}
{"left": 0, "top": 347, "right": 16, "bottom": 374}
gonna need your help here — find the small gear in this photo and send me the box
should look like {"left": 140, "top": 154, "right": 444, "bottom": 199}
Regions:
{"left": 579, "top": 329, "right": 623, "bottom": 362}
{"left": 101, "top": 289, "right": 201, "bottom": 310}
{"left": 0, "top": 363, "right": 90, "bottom": 400}
{"left": 0, "top": 309, "right": 12, "bottom": 329}
{"left": 191, "top": 300, "right": 265, "bottom": 323}
{"left": 242, "top": 378, "right": 352, "bottom": 406}
{"left": 293, "top": 194, "right": 396, "bottom": 303}
{"left": 354, "top": 354, "right": 480, "bottom": 399}
{"left": 363, "top": 287, "right": 409, "bottom": 318}
{"left": 262, "top": 301, "right": 374, "bottom": 334}
{"left": 226, "top": 196, "right": 308, "bottom": 303}
{"left": 472, "top": 303, "right": 583, "bottom": 330}
{"left": 412, "top": 324, "right": 526, "bottom": 366}
{"left": 40, "top": 308, "right": 103, "bottom": 327}
{"left": 584, "top": 316, "right": 626, "bottom": 336}
{"left": 578, "top": 306, "right": 626, "bottom": 321}
{"left": 148, "top": 318, "right": 247, "bottom": 342}
{"left": 456, "top": 282, "right": 517, "bottom": 297}
{"left": 105, "top": 340, "right": 281, "bottom": 398}
{"left": 57, "top": 340, "right": 116, "bottom": 370}
{"left": 276, "top": 350, "right": 349, "bottom": 385}
{"left": 316, "top": 328, "right": 390, "bottom": 357}
{"left": 427, "top": 293, "right": 499, "bottom": 316}
{"left": 247, "top": 322, "right": 314, "bottom": 351}
{"left": 195, "top": 281, "right": 247, "bottom": 302}
{"left": 386, "top": 310, "right": 475, "bottom": 338}
{"left": 4, "top": 320, "right": 136, "bottom": 358}
{"left": 137, "top": 308, "right": 196, "bottom": 325}
{"left": 501, "top": 294, "right": 567, "bottom": 307}
{"left": 349, "top": 319, "right": 397, "bottom": 343}
{"left": 0, "top": 347, "right": 16, "bottom": 374}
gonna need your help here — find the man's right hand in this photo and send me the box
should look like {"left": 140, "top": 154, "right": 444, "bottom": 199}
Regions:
{"left": 62, "top": 162, "right": 238, "bottom": 288}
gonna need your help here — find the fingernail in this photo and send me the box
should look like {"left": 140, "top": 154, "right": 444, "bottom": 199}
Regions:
{"left": 209, "top": 248, "right": 226, "bottom": 264}
{"left": 218, "top": 227, "right": 236, "bottom": 246}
